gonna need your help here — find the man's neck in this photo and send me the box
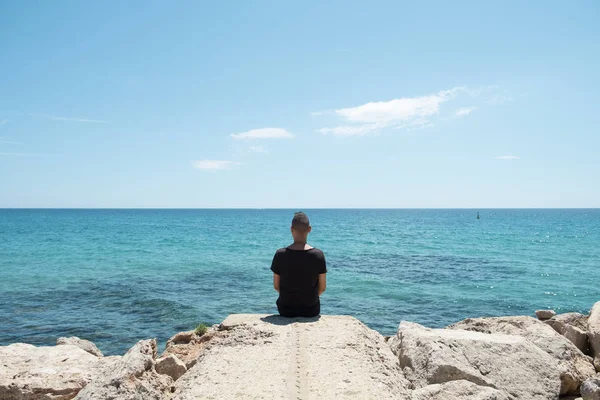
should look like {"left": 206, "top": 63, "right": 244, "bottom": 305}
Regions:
{"left": 289, "top": 241, "right": 311, "bottom": 250}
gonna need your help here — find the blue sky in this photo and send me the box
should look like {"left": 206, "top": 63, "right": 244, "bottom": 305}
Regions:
{"left": 1, "top": 1, "right": 599, "bottom": 208}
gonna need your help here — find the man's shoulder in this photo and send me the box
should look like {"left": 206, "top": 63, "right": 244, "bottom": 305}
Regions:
{"left": 309, "top": 247, "right": 325, "bottom": 258}
{"left": 275, "top": 248, "right": 288, "bottom": 255}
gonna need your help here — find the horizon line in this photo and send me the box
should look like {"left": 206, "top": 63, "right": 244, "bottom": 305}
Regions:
{"left": 1, "top": 207, "right": 599, "bottom": 210}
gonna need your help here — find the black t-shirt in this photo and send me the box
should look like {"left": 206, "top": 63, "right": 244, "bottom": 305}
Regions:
{"left": 271, "top": 247, "right": 327, "bottom": 317}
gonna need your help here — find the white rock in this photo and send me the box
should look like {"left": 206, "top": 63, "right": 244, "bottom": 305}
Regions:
{"left": 449, "top": 316, "right": 596, "bottom": 394}
{"left": 581, "top": 376, "right": 600, "bottom": 400}
{"left": 589, "top": 301, "right": 600, "bottom": 372}
{"left": 564, "top": 324, "right": 591, "bottom": 354}
{"left": 74, "top": 339, "right": 172, "bottom": 400}
{"left": 0, "top": 343, "right": 114, "bottom": 400}
{"left": 391, "top": 321, "right": 561, "bottom": 400}
{"left": 162, "top": 328, "right": 214, "bottom": 369}
{"left": 171, "top": 314, "right": 411, "bottom": 399}
{"left": 410, "top": 380, "right": 512, "bottom": 400}
{"left": 536, "top": 309, "right": 556, "bottom": 320}
{"left": 554, "top": 312, "right": 589, "bottom": 331}
{"left": 57, "top": 337, "right": 103, "bottom": 357}
{"left": 156, "top": 354, "right": 187, "bottom": 381}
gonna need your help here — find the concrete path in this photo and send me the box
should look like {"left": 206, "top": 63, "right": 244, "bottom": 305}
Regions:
{"left": 169, "top": 314, "right": 410, "bottom": 400}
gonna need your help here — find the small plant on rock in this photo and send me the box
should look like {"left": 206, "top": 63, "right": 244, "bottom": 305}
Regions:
{"left": 195, "top": 323, "right": 208, "bottom": 336}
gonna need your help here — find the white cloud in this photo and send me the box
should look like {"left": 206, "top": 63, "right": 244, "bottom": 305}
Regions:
{"left": 230, "top": 128, "right": 294, "bottom": 140}
{"left": 0, "top": 138, "right": 21, "bottom": 144}
{"left": 248, "top": 145, "right": 267, "bottom": 153}
{"left": 487, "top": 95, "right": 513, "bottom": 105}
{"left": 0, "top": 152, "right": 46, "bottom": 157}
{"left": 192, "top": 160, "right": 240, "bottom": 170}
{"left": 334, "top": 87, "right": 463, "bottom": 124}
{"left": 455, "top": 106, "right": 476, "bottom": 116}
{"left": 49, "top": 116, "right": 109, "bottom": 123}
{"left": 318, "top": 123, "right": 382, "bottom": 137}
{"left": 495, "top": 155, "right": 518, "bottom": 160}
{"left": 28, "top": 113, "right": 108, "bottom": 123}
{"left": 315, "top": 87, "right": 465, "bottom": 136}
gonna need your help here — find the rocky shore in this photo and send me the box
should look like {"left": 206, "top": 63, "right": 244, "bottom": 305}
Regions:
{"left": 1, "top": 301, "right": 599, "bottom": 400}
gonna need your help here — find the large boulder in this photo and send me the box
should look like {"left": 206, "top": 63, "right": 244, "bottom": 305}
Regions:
{"left": 390, "top": 321, "right": 561, "bottom": 400}
{"left": 449, "top": 316, "right": 596, "bottom": 394}
{"left": 581, "top": 376, "right": 600, "bottom": 400}
{"left": 74, "top": 339, "right": 172, "bottom": 400}
{"left": 170, "top": 314, "right": 411, "bottom": 399}
{"left": 0, "top": 343, "right": 115, "bottom": 400}
{"left": 56, "top": 337, "right": 104, "bottom": 358}
{"left": 410, "top": 380, "right": 512, "bottom": 400}
{"left": 554, "top": 312, "right": 590, "bottom": 331}
{"left": 545, "top": 313, "right": 591, "bottom": 354}
{"left": 564, "top": 325, "right": 592, "bottom": 355}
{"left": 589, "top": 302, "right": 600, "bottom": 371}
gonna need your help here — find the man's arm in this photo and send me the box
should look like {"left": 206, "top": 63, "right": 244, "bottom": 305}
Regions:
{"left": 318, "top": 273, "right": 326, "bottom": 296}
{"left": 273, "top": 273, "right": 280, "bottom": 293}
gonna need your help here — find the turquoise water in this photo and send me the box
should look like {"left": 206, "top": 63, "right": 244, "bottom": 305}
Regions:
{"left": 1, "top": 209, "right": 599, "bottom": 355}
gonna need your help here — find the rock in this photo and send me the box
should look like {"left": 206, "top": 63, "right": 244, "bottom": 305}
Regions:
{"left": 156, "top": 355, "right": 187, "bottom": 381}
{"left": 410, "top": 380, "right": 512, "bottom": 400}
{"left": 170, "top": 314, "right": 411, "bottom": 399}
{"left": 545, "top": 318, "right": 567, "bottom": 335}
{"left": 167, "top": 331, "right": 196, "bottom": 345}
{"left": 554, "top": 313, "right": 590, "bottom": 331}
{"left": 57, "top": 337, "right": 104, "bottom": 357}
{"left": 581, "top": 376, "right": 600, "bottom": 400}
{"left": 161, "top": 329, "right": 214, "bottom": 369}
{"left": 564, "top": 324, "right": 592, "bottom": 354}
{"left": 589, "top": 302, "right": 600, "bottom": 372}
{"left": 545, "top": 313, "right": 591, "bottom": 354}
{"left": 74, "top": 339, "right": 172, "bottom": 400}
{"left": 0, "top": 343, "right": 114, "bottom": 400}
{"left": 536, "top": 309, "right": 556, "bottom": 320}
{"left": 391, "top": 321, "right": 560, "bottom": 400}
{"left": 449, "top": 316, "right": 596, "bottom": 394}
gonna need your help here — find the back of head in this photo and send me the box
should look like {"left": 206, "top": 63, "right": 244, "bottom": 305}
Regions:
{"left": 291, "top": 212, "right": 310, "bottom": 232}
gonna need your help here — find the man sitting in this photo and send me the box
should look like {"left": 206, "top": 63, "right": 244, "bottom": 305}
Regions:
{"left": 270, "top": 212, "right": 327, "bottom": 318}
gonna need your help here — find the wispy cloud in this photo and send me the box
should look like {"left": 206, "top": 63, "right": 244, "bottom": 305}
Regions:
{"left": 0, "top": 138, "right": 22, "bottom": 144}
{"left": 0, "top": 152, "right": 48, "bottom": 157}
{"left": 495, "top": 155, "right": 518, "bottom": 160}
{"left": 28, "top": 113, "right": 109, "bottom": 123}
{"left": 315, "top": 87, "right": 465, "bottom": 136}
{"left": 50, "top": 116, "right": 109, "bottom": 123}
{"left": 192, "top": 160, "right": 240, "bottom": 170}
{"left": 455, "top": 106, "right": 477, "bottom": 117}
{"left": 487, "top": 95, "right": 513, "bottom": 105}
{"left": 230, "top": 128, "right": 294, "bottom": 140}
{"left": 248, "top": 145, "right": 267, "bottom": 153}
{"left": 318, "top": 123, "right": 383, "bottom": 137}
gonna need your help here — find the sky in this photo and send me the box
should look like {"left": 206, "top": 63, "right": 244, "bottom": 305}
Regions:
{"left": 1, "top": 1, "right": 599, "bottom": 208}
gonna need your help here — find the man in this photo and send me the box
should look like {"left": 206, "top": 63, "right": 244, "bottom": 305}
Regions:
{"left": 271, "top": 212, "right": 327, "bottom": 317}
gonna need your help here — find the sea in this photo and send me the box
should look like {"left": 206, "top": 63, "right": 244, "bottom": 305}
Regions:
{"left": 1, "top": 209, "right": 599, "bottom": 355}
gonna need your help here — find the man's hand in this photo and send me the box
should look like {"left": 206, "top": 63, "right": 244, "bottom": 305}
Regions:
{"left": 273, "top": 273, "right": 280, "bottom": 293}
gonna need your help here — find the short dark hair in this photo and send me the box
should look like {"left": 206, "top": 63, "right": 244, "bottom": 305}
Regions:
{"left": 291, "top": 212, "right": 310, "bottom": 230}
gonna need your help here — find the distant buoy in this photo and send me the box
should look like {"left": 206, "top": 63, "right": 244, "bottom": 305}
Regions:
{"left": 477, "top": 212, "right": 480, "bottom": 220}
